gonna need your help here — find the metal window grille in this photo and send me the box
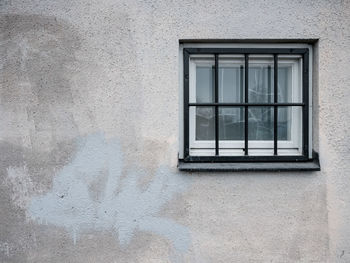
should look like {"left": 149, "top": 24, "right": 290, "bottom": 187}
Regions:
{"left": 183, "top": 48, "right": 309, "bottom": 162}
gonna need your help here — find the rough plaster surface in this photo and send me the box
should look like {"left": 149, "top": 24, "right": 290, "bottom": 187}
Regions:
{"left": 0, "top": 0, "right": 349, "bottom": 262}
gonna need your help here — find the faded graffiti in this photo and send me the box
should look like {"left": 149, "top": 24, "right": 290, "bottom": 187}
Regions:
{"left": 28, "top": 133, "right": 191, "bottom": 254}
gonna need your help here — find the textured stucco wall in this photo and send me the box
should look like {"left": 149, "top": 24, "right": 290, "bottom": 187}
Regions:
{"left": 0, "top": 0, "right": 349, "bottom": 262}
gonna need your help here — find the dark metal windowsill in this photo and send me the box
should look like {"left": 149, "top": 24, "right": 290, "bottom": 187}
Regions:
{"left": 178, "top": 156, "right": 320, "bottom": 172}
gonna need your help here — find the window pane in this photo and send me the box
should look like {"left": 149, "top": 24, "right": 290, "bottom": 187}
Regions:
{"left": 248, "top": 56, "right": 274, "bottom": 103}
{"left": 278, "top": 57, "right": 302, "bottom": 103}
{"left": 196, "top": 63, "right": 214, "bottom": 103}
{"left": 218, "top": 57, "right": 244, "bottom": 103}
{"left": 196, "top": 107, "right": 214, "bottom": 140}
{"left": 278, "top": 106, "right": 302, "bottom": 142}
{"left": 277, "top": 67, "right": 292, "bottom": 103}
{"left": 219, "top": 107, "right": 244, "bottom": 140}
{"left": 277, "top": 107, "right": 291, "bottom": 141}
{"left": 248, "top": 106, "right": 274, "bottom": 140}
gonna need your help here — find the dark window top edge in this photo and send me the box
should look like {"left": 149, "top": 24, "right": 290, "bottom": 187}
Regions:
{"left": 183, "top": 48, "right": 308, "bottom": 54}
{"left": 179, "top": 39, "right": 319, "bottom": 44}
{"left": 177, "top": 157, "right": 320, "bottom": 172}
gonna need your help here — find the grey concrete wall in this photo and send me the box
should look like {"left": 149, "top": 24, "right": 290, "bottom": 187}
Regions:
{"left": 0, "top": 0, "right": 349, "bottom": 262}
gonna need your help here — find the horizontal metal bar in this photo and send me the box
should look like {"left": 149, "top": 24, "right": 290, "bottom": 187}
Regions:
{"left": 188, "top": 102, "right": 305, "bottom": 107}
{"left": 184, "top": 48, "right": 309, "bottom": 55}
{"left": 184, "top": 155, "right": 310, "bottom": 163}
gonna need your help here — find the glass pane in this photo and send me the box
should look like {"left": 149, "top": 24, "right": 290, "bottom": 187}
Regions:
{"left": 218, "top": 57, "right": 244, "bottom": 103}
{"left": 219, "top": 107, "right": 244, "bottom": 140}
{"left": 196, "top": 107, "right": 214, "bottom": 140}
{"left": 278, "top": 106, "right": 302, "bottom": 141}
{"left": 248, "top": 56, "right": 274, "bottom": 103}
{"left": 248, "top": 107, "right": 274, "bottom": 140}
{"left": 278, "top": 57, "right": 302, "bottom": 103}
{"left": 277, "top": 107, "right": 291, "bottom": 141}
{"left": 277, "top": 66, "right": 292, "bottom": 103}
{"left": 196, "top": 62, "right": 214, "bottom": 103}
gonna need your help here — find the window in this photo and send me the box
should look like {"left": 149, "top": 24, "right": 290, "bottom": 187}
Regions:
{"left": 178, "top": 43, "right": 320, "bottom": 171}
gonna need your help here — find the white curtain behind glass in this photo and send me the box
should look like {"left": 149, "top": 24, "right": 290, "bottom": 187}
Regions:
{"left": 195, "top": 64, "right": 292, "bottom": 141}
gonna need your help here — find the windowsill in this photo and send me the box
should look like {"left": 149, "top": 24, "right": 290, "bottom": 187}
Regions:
{"left": 178, "top": 153, "right": 320, "bottom": 172}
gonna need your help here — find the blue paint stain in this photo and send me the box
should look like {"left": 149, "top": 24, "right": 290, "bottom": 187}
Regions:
{"left": 29, "top": 133, "right": 191, "bottom": 254}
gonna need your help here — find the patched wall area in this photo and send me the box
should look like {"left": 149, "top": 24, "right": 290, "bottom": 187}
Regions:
{"left": 0, "top": 0, "right": 349, "bottom": 262}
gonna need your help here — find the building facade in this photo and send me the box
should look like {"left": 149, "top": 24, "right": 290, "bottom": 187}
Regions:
{"left": 0, "top": 0, "right": 349, "bottom": 262}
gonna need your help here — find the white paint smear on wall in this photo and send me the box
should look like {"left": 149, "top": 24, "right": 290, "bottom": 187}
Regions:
{"left": 28, "top": 133, "right": 191, "bottom": 254}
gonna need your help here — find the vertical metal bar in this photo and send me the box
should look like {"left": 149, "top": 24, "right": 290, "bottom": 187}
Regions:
{"left": 183, "top": 50, "right": 190, "bottom": 158}
{"left": 240, "top": 65, "right": 244, "bottom": 133}
{"left": 215, "top": 54, "right": 219, "bottom": 156}
{"left": 273, "top": 54, "right": 278, "bottom": 155}
{"left": 244, "top": 54, "right": 249, "bottom": 155}
{"left": 302, "top": 50, "right": 309, "bottom": 158}
{"left": 240, "top": 65, "right": 244, "bottom": 102}
{"left": 267, "top": 65, "right": 272, "bottom": 126}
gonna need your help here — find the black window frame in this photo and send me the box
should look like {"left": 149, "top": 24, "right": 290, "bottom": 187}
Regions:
{"left": 182, "top": 47, "right": 311, "bottom": 163}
